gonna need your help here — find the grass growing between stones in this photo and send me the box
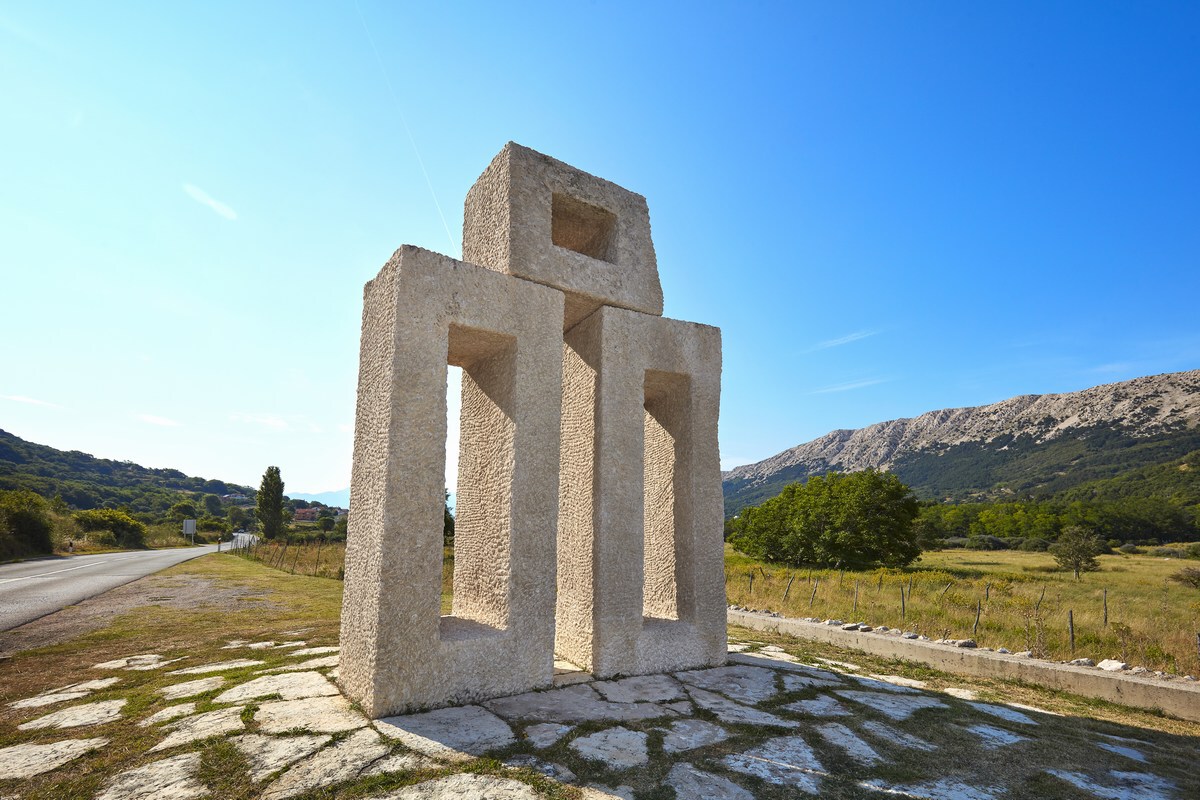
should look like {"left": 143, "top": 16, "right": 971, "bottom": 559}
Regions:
{"left": 725, "top": 545, "right": 1200, "bottom": 676}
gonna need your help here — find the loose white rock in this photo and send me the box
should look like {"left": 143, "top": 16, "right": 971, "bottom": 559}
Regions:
{"left": 524, "top": 722, "right": 573, "bottom": 748}
{"left": 661, "top": 718, "right": 730, "bottom": 752}
{"left": 593, "top": 673, "right": 685, "bottom": 703}
{"left": 0, "top": 737, "right": 108, "bottom": 779}
{"left": 233, "top": 732, "right": 331, "bottom": 781}
{"left": 256, "top": 695, "right": 369, "bottom": 734}
{"left": 1069, "top": 658, "right": 1096, "bottom": 667}
{"left": 675, "top": 665, "right": 779, "bottom": 704}
{"left": 375, "top": 704, "right": 515, "bottom": 761}
{"left": 722, "top": 735, "right": 824, "bottom": 793}
{"left": 667, "top": 763, "right": 753, "bottom": 800}
{"left": 834, "top": 691, "right": 948, "bottom": 721}
{"left": 138, "top": 703, "right": 196, "bottom": 727}
{"left": 261, "top": 728, "right": 388, "bottom": 800}
{"left": 816, "top": 722, "right": 882, "bottom": 764}
{"left": 18, "top": 698, "right": 126, "bottom": 730}
{"left": 159, "top": 676, "right": 226, "bottom": 700}
{"left": 168, "top": 658, "right": 264, "bottom": 675}
{"left": 96, "top": 752, "right": 205, "bottom": 800}
{"left": 150, "top": 705, "right": 245, "bottom": 751}
{"left": 1098, "top": 659, "right": 1130, "bottom": 672}
{"left": 569, "top": 727, "right": 649, "bottom": 769}
{"left": 213, "top": 671, "right": 338, "bottom": 704}
{"left": 686, "top": 686, "right": 800, "bottom": 728}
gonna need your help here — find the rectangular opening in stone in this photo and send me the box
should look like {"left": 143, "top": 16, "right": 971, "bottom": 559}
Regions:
{"left": 643, "top": 369, "right": 692, "bottom": 622}
{"left": 440, "top": 323, "right": 518, "bottom": 640}
{"left": 551, "top": 192, "right": 617, "bottom": 263}
{"left": 442, "top": 365, "right": 462, "bottom": 613}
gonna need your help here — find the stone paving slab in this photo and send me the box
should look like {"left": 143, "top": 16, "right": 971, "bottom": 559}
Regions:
{"left": 260, "top": 654, "right": 340, "bottom": 673}
{"left": 593, "top": 673, "right": 685, "bottom": 703}
{"left": 484, "top": 683, "right": 675, "bottom": 723}
{"left": 138, "top": 702, "right": 196, "bottom": 727}
{"left": 261, "top": 727, "right": 388, "bottom": 800}
{"left": 660, "top": 718, "right": 729, "bottom": 752}
{"left": 7, "top": 678, "right": 121, "bottom": 710}
{"left": 568, "top": 726, "right": 649, "bottom": 769}
{"left": 159, "top": 675, "right": 225, "bottom": 700}
{"left": 233, "top": 732, "right": 331, "bottom": 782}
{"left": 685, "top": 685, "right": 800, "bottom": 727}
{"left": 149, "top": 705, "right": 245, "bottom": 751}
{"left": 95, "top": 752, "right": 205, "bottom": 800}
{"left": 523, "top": 722, "right": 573, "bottom": 748}
{"left": 366, "top": 774, "right": 542, "bottom": 799}
{"left": 834, "top": 690, "right": 949, "bottom": 721}
{"left": 93, "top": 653, "right": 184, "bottom": 671}
{"left": 17, "top": 698, "right": 125, "bottom": 730}
{"left": 255, "top": 694, "right": 369, "bottom": 734}
{"left": 0, "top": 737, "right": 108, "bottom": 779}
{"left": 374, "top": 704, "right": 515, "bottom": 761}
{"left": 667, "top": 762, "right": 753, "bottom": 800}
{"left": 722, "top": 734, "right": 823, "bottom": 793}
{"left": 213, "top": 670, "right": 338, "bottom": 704}
{"left": 675, "top": 664, "right": 779, "bottom": 703}
{"left": 167, "top": 658, "right": 264, "bottom": 675}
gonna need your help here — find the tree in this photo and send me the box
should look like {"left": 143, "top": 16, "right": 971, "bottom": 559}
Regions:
{"left": 167, "top": 501, "right": 197, "bottom": 522}
{"left": 73, "top": 508, "right": 146, "bottom": 548}
{"left": 443, "top": 490, "right": 455, "bottom": 546}
{"left": 201, "top": 493, "right": 223, "bottom": 517}
{"left": 1051, "top": 526, "right": 1102, "bottom": 579}
{"left": 728, "top": 470, "right": 921, "bottom": 568}
{"left": 318, "top": 516, "right": 335, "bottom": 533}
{"left": 0, "top": 490, "right": 54, "bottom": 558}
{"left": 227, "top": 505, "right": 248, "bottom": 530}
{"left": 256, "top": 466, "right": 285, "bottom": 540}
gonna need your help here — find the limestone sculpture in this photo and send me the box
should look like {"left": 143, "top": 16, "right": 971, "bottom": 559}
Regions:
{"left": 340, "top": 143, "right": 725, "bottom": 716}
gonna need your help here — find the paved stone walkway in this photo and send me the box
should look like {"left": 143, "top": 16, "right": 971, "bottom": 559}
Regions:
{"left": 1, "top": 637, "right": 1196, "bottom": 798}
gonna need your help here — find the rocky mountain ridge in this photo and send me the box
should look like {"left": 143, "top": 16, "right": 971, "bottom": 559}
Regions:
{"left": 723, "top": 370, "right": 1200, "bottom": 513}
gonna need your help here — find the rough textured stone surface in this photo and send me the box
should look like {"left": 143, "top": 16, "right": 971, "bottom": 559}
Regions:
{"left": 18, "top": 698, "right": 125, "bottom": 730}
{"left": 363, "top": 751, "right": 435, "bottom": 777}
{"left": 569, "top": 726, "right": 649, "bottom": 769}
{"left": 834, "top": 691, "right": 948, "bottom": 721}
{"left": 255, "top": 695, "right": 368, "bottom": 733}
{"left": 150, "top": 705, "right": 245, "bottom": 751}
{"left": 965, "top": 723, "right": 1029, "bottom": 748}
{"left": 667, "top": 763, "right": 753, "bottom": 800}
{"left": 816, "top": 722, "right": 882, "bottom": 764}
{"left": 8, "top": 678, "right": 120, "bottom": 709}
{"left": 339, "top": 245, "right": 565, "bottom": 717}
{"left": 485, "top": 683, "right": 674, "bottom": 723}
{"left": 660, "top": 718, "right": 729, "bottom": 752}
{"left": 722, "top": 735, "right": 823, "bottom": 793}
{"left": 968, "top": 701, "right": 1038, "bottom": 725}
{"left": 686, "top": 686, "right": 799, "bottom": 728}
{"left": 1046, "top": 769, "right": 1176, "bottom": 799}
{"left": 861, "top": 720, "right": 937, "bottom": 751}
{"left": 138, "top": 702, "right": 196, "bottom": 727}
{"left": 233, "top": 733, "right": 331, "bottom": 782}
{"left": 167, "top": 658, "right": 263, "bottom": 675}
{"left": 557, "top": 305, "right": 725, "bottom": 678}
{"left": 93, "top": 653, "right": 183, "bottom": 671}
{"left": 781, "top": 673, "right": 843, "bottom": 691}
{"left": 503, "top": 754, "right": 576, "bottom": 782}
{"left": 1096, "top": 740, "right": 1148, "bottom": 763}
{"left": 523, "top": 722, "right": 573, "bottom": 748}
{"left": 579, "top": 786, "right": 636, "bottom": 800}
{"left": 261, "top": 728, "right": 388, "bottom": 800}
{"left": 593, "top": 673, "right": 684, "bottom": 703}
{"left": 676, "top": 665, "right": 778, "bottom": 703}
{"left": 96, "top": 752, "right": 205, "bottom": 800}
{"left": 782, "top": 695, "right": 851, "bottom": 717}
{"left": 289, "top": 646, "right": 339, "bottom": 656}
{"left": 0, "top": 737, "right": 107, "bottom": 779}
{"left": 213, "top": 671, "right": 338, "bottom": 704}
{"left": 261, "top": 655, "right": 339, "bottom": 673}
{"left": 159, "top": 676, "right": 225, "bottom": 700}
{"left": 374, "top": 704, "right": 515, "bottom": 761}
{"left": 463, "top": 141, "right": 663, "bottom": 328}
{"left": 371, "top": 774, "right": 542, "bottom": 799}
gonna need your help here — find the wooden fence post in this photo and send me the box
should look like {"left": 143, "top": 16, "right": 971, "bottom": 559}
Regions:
{"left": 900, "top": 586, "right": 906, "bottom": 620}
{"left": 853, "top": 580, "right": 860, "bottom": 614}
{"left": 985, "top": 583, "right": 991, "bottom": 601}
{"left": 1103, "top": 588, "right": 1108, "bottom": 627}
{"left": 1036, "top": 585, "right": 1046, "bottom": 614}
{"left": 783, "top": 573, "right": 796, "bottom": 601}
{"left": 809, "top": 579, "right": 820, "bottom": 609}
{"left": 941, "top": 582, "right": 952, "bottom": 597}
{"left": 748, "top": 573, "right": 755, "bottom": 596}
{"left": 1068, "top": 609, "right": 1075, "bottom": 654}
{"left": 973, "top": 599, "right": 981, "bottom": 637}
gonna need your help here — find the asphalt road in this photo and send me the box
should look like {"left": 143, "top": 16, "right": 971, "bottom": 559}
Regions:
{"left": 0, "top": 545, "right": 218, "bottom": 631}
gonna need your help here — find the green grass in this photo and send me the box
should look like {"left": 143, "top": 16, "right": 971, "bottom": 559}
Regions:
{"left": 725, "top": 545, "right": 1200, "bottom": 676}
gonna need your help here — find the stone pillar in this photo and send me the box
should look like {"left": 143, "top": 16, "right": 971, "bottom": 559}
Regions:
{"left": 339, "top": 245, "right": 564, "bottom": 717}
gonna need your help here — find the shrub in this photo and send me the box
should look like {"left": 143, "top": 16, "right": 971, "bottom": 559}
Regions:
{"left": 942, "top": 537, "right": 969, "bottom": 549}
{"left": 1018, "top": 537, "right": 1051, "bottom": 552}
{"left": 0, "top": 490, "right": 54, "bottom": 558}
{"left": 1150, "top": 547, "right": 1187, "bottom": 559}
{"left": 73, "top": 509, "right": 147, "bottom": 549}
{"left": 1168, "top": 567, "right": 1200, "bottom": 589}
{"left": 1188, "top": 543, "right": 1200, "bottom": 559}
{"left": 1118, "top": 543, "right": 1143, "bottom": 555}
{"left": 966, "top": 535, "right": 1007, "bottom": 551}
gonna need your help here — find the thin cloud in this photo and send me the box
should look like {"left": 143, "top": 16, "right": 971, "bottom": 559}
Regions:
{"left": 808, "top": 329, "right": 879, "bottom": 352}
{"left": 231, "top": 412, "right": 289, "bottom": 430}
{"left": 183, "top": 183, "right": 237, "bottom": 220}
{"left": 809, "top": 378, "right": 888, "bottom": 395}
{"left": 137, "top": 413, "right": 181, "bottom": 427}
{"left": 2, "top": 394, "right": 63, "bottom": 409}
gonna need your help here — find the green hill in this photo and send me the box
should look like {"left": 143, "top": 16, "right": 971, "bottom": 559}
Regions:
{"left": 0, "top": 429, "right": 253, "bottom": 514}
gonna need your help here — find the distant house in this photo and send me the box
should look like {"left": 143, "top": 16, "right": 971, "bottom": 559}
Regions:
{"left": 222, "top": 493, "right": 248, "bottom": 502}
{"left": 293, "top": 507, "right": 320, "bottom": 522}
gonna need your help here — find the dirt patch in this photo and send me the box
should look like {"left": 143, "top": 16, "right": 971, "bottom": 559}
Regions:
{"left": 0, "top": 573, "right": 273, "bottom": 658}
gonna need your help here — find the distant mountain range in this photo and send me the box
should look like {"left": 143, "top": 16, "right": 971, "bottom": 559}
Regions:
{"left": 723, "top": 370, "right": 1200, "bottom": 516}
{"left": 289, "top": 489, "right": 351, "bottom": 508}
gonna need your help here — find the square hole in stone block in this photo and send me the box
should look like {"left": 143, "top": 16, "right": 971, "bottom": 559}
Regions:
{"left": 552, "top": 193, "right": 617, "bottom": 263}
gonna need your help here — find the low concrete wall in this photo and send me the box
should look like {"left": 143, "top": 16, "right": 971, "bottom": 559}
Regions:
{"left": 728, "top": 609, "right": 1200, "bottom": 723}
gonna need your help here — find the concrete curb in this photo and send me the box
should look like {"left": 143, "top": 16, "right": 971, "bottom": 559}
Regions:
{"left": 728, "top": 609, "right": 1200, "bottom": 723}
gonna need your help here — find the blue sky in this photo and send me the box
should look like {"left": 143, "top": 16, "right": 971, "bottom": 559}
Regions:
{"left": 2, "top": 2, "right": 1198, "bottom": 496}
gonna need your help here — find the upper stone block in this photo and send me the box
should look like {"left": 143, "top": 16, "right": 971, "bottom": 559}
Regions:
{"left": 463, "top": 142, "right": 663, "bottom": 330}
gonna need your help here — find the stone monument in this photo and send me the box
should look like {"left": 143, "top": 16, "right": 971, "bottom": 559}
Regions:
{"left": 340, "top": 143, "right": 726, "bottom": 717}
